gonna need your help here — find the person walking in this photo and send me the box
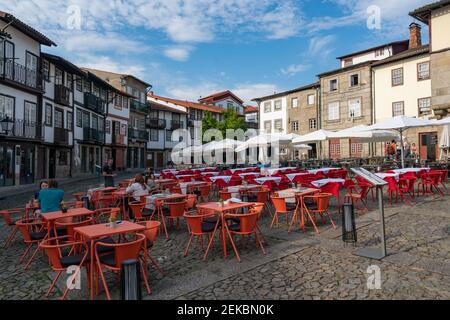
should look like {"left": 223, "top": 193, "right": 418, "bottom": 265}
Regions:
{"left": 102, "top": 158, "right": 116, "bottom": 187}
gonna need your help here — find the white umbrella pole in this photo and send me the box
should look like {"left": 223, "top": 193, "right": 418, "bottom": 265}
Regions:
{"left": 400, "top": 129, "right": 405, "bottom": 169}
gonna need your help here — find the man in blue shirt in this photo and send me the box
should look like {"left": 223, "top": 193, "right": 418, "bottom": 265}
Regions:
{"left": 38, "top": 180, "right": 64, "bottom": 214}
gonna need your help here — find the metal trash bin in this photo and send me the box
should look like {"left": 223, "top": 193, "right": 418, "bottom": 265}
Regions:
{"left": 121, "top": 259, "right": 142, "bottom": 300}
{"left": 341, "top": 202, "right": 357, "bottom": 245}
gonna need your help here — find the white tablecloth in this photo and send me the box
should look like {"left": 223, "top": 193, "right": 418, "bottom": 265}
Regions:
{"left": 286, "top": 173, "right": 309, "bottom": 182}
{"left": 307, "top": 168, "right": 340, "bottom": 175}
{"left": 210, "top": 176, "right": 232, "bottom": 184}
{"left": 375, "top": 173, "right": 400, "bottom": 181}
{"left": 391, "top": 168, "right": 430, "bottom": 175}
{"left": 238, "top": 173, "right": 261, "bottom": 179}
{"left": 201, "top": 172, "right": 220, "bottom": 176}
{"left": 311, "top": 179, "right": 345, "bottom": 188}
{"left": 266, "top": 167, "right": 297, "bottom": 176}
{"left": 254, "top": 177, "right": 282, "bottom": 185}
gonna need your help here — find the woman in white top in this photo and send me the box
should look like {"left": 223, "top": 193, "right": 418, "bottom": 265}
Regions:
{"left": 126, "top": 174, "right": 149, "bottom": 201}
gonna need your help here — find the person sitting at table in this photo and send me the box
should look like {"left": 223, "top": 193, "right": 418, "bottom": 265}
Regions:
{"left": 34, "top": 180, "right": 49, "bottom": 200}
{"left": 38, "top": 180, "right": 65, "bottom": 214}
{"left": 126, "top": 174, "right": 150, "bottom": 201}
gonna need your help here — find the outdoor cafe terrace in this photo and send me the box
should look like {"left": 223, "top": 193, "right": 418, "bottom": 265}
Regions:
{"left": 0, "top": 162, "right": 449, "bottom": 300}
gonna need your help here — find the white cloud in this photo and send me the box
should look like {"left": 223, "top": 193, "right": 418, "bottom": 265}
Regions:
{"left": 163, "top": 46, "right": 194, "bottom": 62}
{"left": 281, "top": 64, "right": 311, "bottom": 76}
{"left": 75, "top": 54, "right": 147, "bottom": 78}
{"left": 308, "top": 35, "right": 336, "bottom": 58}
{"left": 165, "top": 82, "right": 281, "bottom": 104}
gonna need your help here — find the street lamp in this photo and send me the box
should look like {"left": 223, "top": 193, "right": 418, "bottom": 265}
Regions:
{"left": 0, "top": 116, "right": 14, "bottom": 135}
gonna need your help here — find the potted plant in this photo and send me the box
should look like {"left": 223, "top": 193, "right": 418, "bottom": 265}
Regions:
{"left": 109, "top": 211, "right": 117, "bottom": 227}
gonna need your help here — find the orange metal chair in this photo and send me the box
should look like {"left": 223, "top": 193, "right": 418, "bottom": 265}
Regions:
{"left": 138, "top": 220, "right": 164, "bottom": 275}
{"left": 1, "top": 208, "right": 25, "bottom": 248}
{"left": 54, "top": 217, "right": 93, "bottom": 241}
{"left": 184, "top": 211, "right": 221, "bottom": 260}
{"left": 95, "top": 233, "right": 151, "bottom": 300}
{"left": 219, "top": 190, "right": 232, "bottom": 201}
{"left": 344, "top": 183, "right": 371, "bottom": 211}
{"left": 224, "top": 211, "right": 266, "bottom": 262}
{"left": 198, "top": 184, "right": 212, "bottom": 202}
{"left": 15, "top": 218, "right": 47, "bottom": 269}
{"left": 165, "top": 201, "right": 187, "bottom": 230}
{"left": 40, "top": 236, "right": 89, "bottom": 300}
{"left": 248, "top": 190, "right": 271, "bottom": 217}
{"left": 72, "top": 192, "right": 87, "bottom": 202}
{"left": 270, "top": 196, "right": 295, "bottom": 229}
{"left": 128, "top": 202, "right": 152, "bottom": 221}
{"left": 92, "top": 208, "right": 120, "bottom": 224}
{"left": 303, "top": 193, "right": 336, "bottom": 234}
{"left": 64, "top": 201, "right": 84, "bottom": 209}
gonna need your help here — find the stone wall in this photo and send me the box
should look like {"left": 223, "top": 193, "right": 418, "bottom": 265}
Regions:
{"left": 431, "top": 49, "right": 450, "bottom": 119}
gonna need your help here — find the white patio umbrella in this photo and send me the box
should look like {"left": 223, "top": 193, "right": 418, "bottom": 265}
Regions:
{"left": 366, "top": 116, "right": 433, "bottom": 168}
{"left": 292, "top": 130, "right": 335, "bottom": 144}
{"left": 203, "top": 139, "right": 244, "bottom": 152}
{"left": 329, "top": 125, "right": 400, "bottom": 143}
{"left": 439, "top": 125, "right": 450, "bottom": 160}
{"left": 293, "top": 144, "right": 313, "bottom": 150}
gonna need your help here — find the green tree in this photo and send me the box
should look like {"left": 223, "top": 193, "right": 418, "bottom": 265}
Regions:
{"left": 202, "top": 109, "right": 247, "bottom": 142}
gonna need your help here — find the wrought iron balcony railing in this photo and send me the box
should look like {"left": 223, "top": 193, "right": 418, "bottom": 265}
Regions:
{"left": 146, "top": 118, "right": 166, "bottom": 129}
{"left": 83, "top": 127, "right": 104, "bottom": 144}
{"left": 130, "top": 99, "right": 148, "bottom": 114}
{"left": 128, "top": 128, "right": 148, "bottom": 141}
{"left": 0, "top": 117, "right": 42, "bottom": 140}
{"left": 55, "top": 85, "right": 71, "bottom": 106}
{"left": 0, "top": 59, "right": 42, "bottom": 90}
{"left": 54, "top": 127, "right": 69, "bottom": 145}
{"left": 84, "top": 93, "right": 105, "bottom": 114}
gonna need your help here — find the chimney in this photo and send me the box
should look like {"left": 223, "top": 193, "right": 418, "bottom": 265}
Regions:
{"left": 409, "top": 23, "right": 422, "bottom": 49}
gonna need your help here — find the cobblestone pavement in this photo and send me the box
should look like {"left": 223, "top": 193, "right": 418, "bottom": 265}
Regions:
{"left": 0, "top": 181, "right": 449, "bottom": 300}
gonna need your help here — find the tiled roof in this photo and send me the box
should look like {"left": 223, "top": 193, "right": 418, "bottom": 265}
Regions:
{"left": 336, "top": 40, "right": 409, "bottom": 60}
{"left": 41, "top": 53, "right": 85, "bottom": 76}
{"left": 372, "top": 45, "right": 430, "bottom": 67}
{"left": 198, "top": 90, "right": 244, "bottom": 104}
{"left": 252, "top": 82, "right": 320, "bottom": 102}
{"left": 82, "top": 68, "right": 151, "bottom": 88}
{"left": 148, "top": 94, "right": 224, "bottom": 113}
{"left": 0, "top": 11, "right": 56, "bottom": 46}
{"left": 244, "top": 106, "right": 258, "bottom": 113}
{"left": 410, "top": 0, "right": 450, "bottom": 24}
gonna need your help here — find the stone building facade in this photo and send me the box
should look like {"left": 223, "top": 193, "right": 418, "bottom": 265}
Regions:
{"left": 286, "top": 82, "right": 320, "bottom": 158}
{"left": 318, "top": 62, "right": 374, "bottom": 159}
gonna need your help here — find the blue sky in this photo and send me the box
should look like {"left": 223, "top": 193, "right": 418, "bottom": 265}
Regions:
{"left": 1, "top": 0, "right": 432, "bottom": 104}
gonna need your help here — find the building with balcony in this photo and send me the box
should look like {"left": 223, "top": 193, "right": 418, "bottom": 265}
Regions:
{"left": 41, "top": 53, "right": 85, "bottom": 180}
{"left": 0, "top": 11, "right": 56, "bottom": 187}
{"left": 146, "top": 94, "right": 189, "bottom": 169}
{"left": 244, "top": 105, "right": 259, "bottom": 130}
{"left": 72, "top": 70, "right": 107, "bottom": 176}
{"left": 85, "top": 69, "right": 152, "bottom": 170}
{"left": 147, "top": 93, "right": 225, "bottom": 167}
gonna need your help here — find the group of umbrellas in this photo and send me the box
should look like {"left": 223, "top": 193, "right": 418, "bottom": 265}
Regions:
{"left": 180, "top": 116, "right": 450, "bottom": 168}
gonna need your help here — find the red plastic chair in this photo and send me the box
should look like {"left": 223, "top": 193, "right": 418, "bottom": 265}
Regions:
{"left": 385, "top": 176, "right": 413, "bottom": 206}
{"left": 344, "top": 183, "right": 370, "bottom": 211}
{"left": 435, "top": 170, "right": 449, "bottom": 194}
{"left": 418, "top": 171, "right": 444, "bottom": 197}
{"left": 320, "top": 182, "right": 342, "bottom": 209}
{"left": 95, "top": 234, "right": 150, "bottom": 300}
